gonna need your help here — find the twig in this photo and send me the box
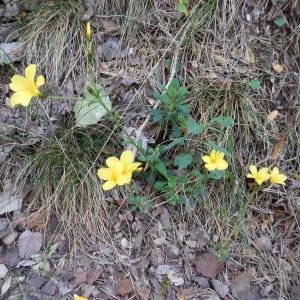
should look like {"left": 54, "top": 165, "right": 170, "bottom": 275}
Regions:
{"left": 133, "top": 23, "right": 191, "bottom": 156}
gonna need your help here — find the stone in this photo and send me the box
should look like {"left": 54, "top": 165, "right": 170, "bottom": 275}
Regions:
{"left": 0, "top": 264, "right": 8, "bottom": 278}
{"left": 0, "top": 42, "right": 24, "bottom": 64}
{"left": 2, "top": 231, "right": 18, "bottom": 245}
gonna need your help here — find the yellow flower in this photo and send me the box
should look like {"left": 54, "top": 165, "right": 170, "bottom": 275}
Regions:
{"left": 202, "top": 149, "right": 228, "bottom": 171}
{"left": 270, "top": 167, "right": 287, "bottom": 185}
{"left": 86, "top": 21, "right": 92, "bottom": 41}
{"left": 97, "top": 150, "right": 142, "bottom": 191}
{"left": 74, "top": 295, "right": 88, "bottom": 300}
{"left": 247, "top": 165, "right": 270, "bottom": 185}
{"left": 9, "top": 64, "right": 45, "bottom": 107}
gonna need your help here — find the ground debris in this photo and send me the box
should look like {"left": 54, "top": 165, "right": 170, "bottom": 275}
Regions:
{"left": 195, "top": 253, "right": 224, "bottom": 278}
{"left": 115, "top": 278, "right": 133, "bottom": 295}
{"left": 18, "top": 230, "right": 42, "bottom": 258}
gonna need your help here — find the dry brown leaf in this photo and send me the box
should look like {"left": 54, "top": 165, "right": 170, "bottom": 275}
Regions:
{"left": 254, "top": 236, "right": 272, "bottom": 252}
{"left": 272, "top": 64, "right": 285, "bottom": 73}
{"left": 195, "top": 253, "right": 224, "bottom": 278}
{"left": 211, "top": 53, "right": 228, "bottom": 67}
{"left": 18, "top": 230, "right": 43, "bottom": 259}
{"left": 115, "top": 279, "right": 133, "bottom": 295}
{"left": 87, "top": 268, "right": 103, "bottom": 284}
{"left": 272, "top": 131, "right": 288, "bottom": 159}
{"left": 73, "top": 269, "right": 88, "bottom": 286}
{"left": 267, "top": 110, "right": 279, "bottom": 122}
{"left": 26, "top": 213, "right": 46, "bottom": 232}
{"left": 102, "top": 20, "right": 120, "bottom": 36}
{"left": 245, "top": 48, "right": 255, "bottom": 64}
{"left": 178, "top": 287, "right": 197, "bottom": 300}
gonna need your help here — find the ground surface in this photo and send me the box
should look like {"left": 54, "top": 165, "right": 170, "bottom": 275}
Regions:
{"left": 0, "top": 0, "right": 300, "bottom": 299}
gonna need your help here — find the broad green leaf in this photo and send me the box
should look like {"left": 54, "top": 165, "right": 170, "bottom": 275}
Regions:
{"left": 150, "top": 109, "right": 163, "bottom": 122}
{"left": 162, "top": 136, "right": 187, "bottom": 153}
{"left": 178, "top": 3, "right": 188, "bottom": 16}
{"left": 212, "top": 116, "right": 234, "bottom": 128}
{"left": 154, "top": 181, "right": 167, "bottom": 190}
{"left": 174, "top": 153, "right": 193, "bottom": 170}
{"left": 274, "top": 17, "right": 286, "bottom": 27}
{"left": 74, "top": 83, "right": 111, "bottom": 127}
{"left": 248, "top": 79, "right": 261, "bottom": 90}
{"left": 186, "top": 118, "right": 205, "bottom": 134}
{"left": 208, "top": 170, "right": 224, "bottom": 180}
{"left": 168, "top": 178, "right": 177, "bottom": 189}
{"left": 155, "top": 161, "right": 169, "bottom": 178}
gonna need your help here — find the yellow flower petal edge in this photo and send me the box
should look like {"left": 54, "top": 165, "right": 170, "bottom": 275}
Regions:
{"left": 202, "top": 149, "right": 228, "bottom": 171}
{"left": 247, "top": 165, "right": 270, "bottom": 185}
{"left": 9, "top": 64, "right": 45, "bottom": 107}
{"left": 270, "top": 167, "right": 287, "bottom": 185}
{"left": 86, "top": 21, "right": 92, "bottom": 41}
{"left": 74, "top": 295, "right": 88, "bottom": 300}
{"left": 97, "top": 150, "right": 142, "bottom": 191}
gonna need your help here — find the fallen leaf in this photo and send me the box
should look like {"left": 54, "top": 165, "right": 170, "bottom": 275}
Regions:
{"left": 1, "top": 275, "right": 11, "bottom": 296}
{"left": 0, "top": 248, "right": 21, "bottom": 266}
{"left": 133, "top": 226, "right": 146, "bottom": 249}
{"left": 102, "top": 20, "right": 120, "bottom": 36}
{"left": 26, "top": 213, "right": 46, "bottom": 231}
{"left": 272, "top": 64, "right": 285, "bottom": 73}
{"left": 267, "top": 110, "right": 279, "bottom": 122}
{"left": 136, "top": 286, "right": 150, "bottom": 300}
{"left": 254, "top": 236, "right": 272, "bottom": 252}
{"left": 115, "top": 279, "right": 133, "bottom": 295}
{"left": 0, "top": 180, "right": 23, "bottom": 215}
{"left": 272, "top": 131, "right": 288, "bottom": 159}
{"left": 74, "top": 269, "right": 88, "bottom": 286}
{"left": 290, "top": 285, "right": 300, "bottom": 299}
{"left": 211, "top": 279, "right": 229, "bottom": 298}
{"left": 245, "top": 47, "right": 255, "bottom": 64}
{"left": 195, "top": 253, "right": 224, "bottom": 278}
{"left": 178, "top": 287, "right": 197, "bottom": 300}
{"left": 87, "top": 267, "right": 103, "bottom": 284}
{"left": 231, "top": 272, "right": 253, "bottom": 299}
{"left": 160, "top": 208, "right": 172, "bottom": 230}
{"left": 18, "top": 230, "right": 43, "bottom": 258}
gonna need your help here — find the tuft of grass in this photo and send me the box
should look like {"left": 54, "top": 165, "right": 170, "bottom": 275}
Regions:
{"left": 20, "top": 124, "right": 121, "bottom": 249}
{"left": 21, "top": 0, "right": 86, "bottom": 84}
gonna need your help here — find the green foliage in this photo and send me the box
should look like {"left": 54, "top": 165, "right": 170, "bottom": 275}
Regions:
{"left": 178, "top": 0, "right": 189, "bottom": 16}
{"left": 128, "top": 196, "right": 153, "bottom": 211}
{"left": 274, "top": 17, "right": 286, "bottom": 27}
{"left": 143, "top": 78, "right": 234, "bottom": 206}
{"left": 74, "top": 83, "right": 111, "bottom": 127}
{"left": 248, "top": 79, "right": 261, "bottom": 90}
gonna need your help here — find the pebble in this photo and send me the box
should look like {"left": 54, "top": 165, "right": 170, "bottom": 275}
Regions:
{"left": 0, "top": 264, "right": 8, "bottom": 278}
{"left": 2, "top": 231, "right": 18, "bottom": 245}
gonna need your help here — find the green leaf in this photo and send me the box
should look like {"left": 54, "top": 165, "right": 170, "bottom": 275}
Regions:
{"left": 154, "top": 181, "right": 167, "bottom": 190}
{"left": 168, "top": 178, "right": 177, "bottom": 189}
{"left": 271, "top": 0, "right": 278, "bottom": 3}
{"left": 208, "top": 142, "right": 232, "bottom": 157}
{"left": 178, "top": 3, "right": 188, "bottom": 16}
{"left": 208, "top": 170, "right": 224, "bottom": 180}
{"left": 174, "top": 153, "right": 193, "bottom": 170}
{"left": 212, "top": 116, "right": 234, "bottom": 128}
{"left": 248, "top": 79, "right": 261, "bottom": 90}
{"left": 74, "top": 83, "right": 111, "bottom": 127}
{"left": 150, "top": 109, "right": 163, "bottom": 122}
{"left": 274, "top": 17, "right": 286, "bottom": 27}
{"left": 186, "top": 118, "right": 205, "bottom": 134}
{"left": 162, "top": 136, "right": 187, "bottom": 153}
{"left": 154, "top": 162, "right": 169, "bottom": 178}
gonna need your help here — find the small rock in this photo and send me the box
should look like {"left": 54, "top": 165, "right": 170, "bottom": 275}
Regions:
{"left": 195, "top": 253, "right": 224, "bottom": 278}
{"left": 0, "top": 218, "right": 8, "bottom": 231}
{"left": 3, "top": 2, "right": 19, "bottom": 19}
{"left": 41, "top": 283, "right": 57, "bottom": 296}
{"left": 254, "top": 236, "right": 272, "bottom": 252}
{"left": 28, "top": 276, "right": 47, "bottom": 289}
{"left": 186, "top": 240, "right": 197, "bottom": 248}
{"left": 160, "top": 208, "right": 172, "bottom": 230}
{"left": 0, "top": 42, "right": 24, "bottom": 64}
{"left": 120, "top": 237, "right": 129, "bottom": 249}
{"left": 192, "top": 276, "right": 210, "bottom": 288}
{"left": 231, "top": 271, "right": 253, "bottom": 299}
{"left": 0, "top": 264, "right": 8, "bottom": 278}
{"left": 2, "top": 231, "right": 18, "bottom": 245}
{"left": 211, "top": 279, "right": 229, "bottom": 298}
{"left": 167, "top": 270, "right": 184, "bottom": 286}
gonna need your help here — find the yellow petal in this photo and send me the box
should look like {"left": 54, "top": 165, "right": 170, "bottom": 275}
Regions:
{"left": 270, "top": 173, "right": 287, "bottom": 185}
{"left": 202, "top": 155, "right": 211, "bottom": 164}
{"left": 216, "top": 159, "right": 228, "bottom": 170}
{"left": 97, "top": 168, "right": 113, "bottom": 180}
{"left": 216, "top": 151, "right": 224, "bottom": 160}
{"left": 9, "top": 75, "right": 32, "bottom": 92}
{"left": 116, "top": 173, "right": 132, "bottom": 185}
{"left": 120, "top": 150, "right": 134, "bottom": 166}
{"left": 10, "top": 91, "right": 33, "bottom": 107}
{"left": 247, "top": 173, "right": 254, "bottom": 179}
{"left": 110, "top": 161, "right": 124, "bottom": 178}
{"left": 102, "top": 180, "right": 116, "bottom": 191}
{"left": 74, "top": 294, "right": 88, "bottom": 300}
{"left": 106, "top": 156, "right": 119, "bottom": 167}
{"left": 210, "top": 149, "right": 216, "bottom": 160}
{"left": 36, "top": 75, "right": 45, "bottom": 88}
{"left": 249, "top": 165, "right": 257, "bottom": 176}
{"left": 128, "top": 162, "right": 142, "bottom": 172}
{"left": 25, "top": 64, "right": 36, "bottom": 83}
{"left": 205, "top": 163, "right": 216, "bottom": 171}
